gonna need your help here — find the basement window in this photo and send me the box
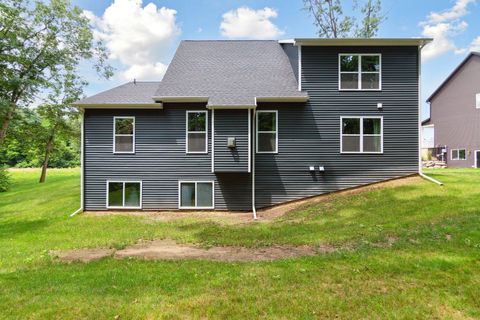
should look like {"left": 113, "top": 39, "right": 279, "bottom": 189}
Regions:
{"left": 341, "top": 116, "right": 383, "bottom": 153}
{"left": 179, "top": 181, "right": 214, "bottom": 209}
{"left": 114, "top": 117, "right": 135, "bottom": 153}
{"left": 186, "top": 111, "right": 208, "bottom": 153}
{"left": 451, "top": 149, "right": 466, "bottom": 160}
{"left": 107, "top": 181, "right": 142, "bottom": 209}
{"left": 339, "top": 54, "right": 381, "bottom": 90}
{"left": 256, "top": 110, "right": 278, "bottom": 153}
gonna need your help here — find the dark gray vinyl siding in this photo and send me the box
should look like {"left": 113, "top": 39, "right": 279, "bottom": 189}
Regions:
{"left": 83, "top": 45, "right": 419, "bottom": 210}
{"left": 84, "top": 106, "right": 251, "bottom": 210}
{"left": 255, "top": 46, "right": 419, "bottom": 207}
{"left": 214, "top": 109, "right": 249, "bottom": 172}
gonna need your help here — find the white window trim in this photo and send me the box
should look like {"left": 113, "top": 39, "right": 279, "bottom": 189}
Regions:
{"left": 451, "top": 148, "right": 467, "bottom": 160}
{"left": 113, "top": 116, "right": 135, "bottom": 154}
{"left": 476, "top": 93, "right": 480, "bottom": 109}
{"left": 186, "top": 110, "right": 208, "bottom": 154}
{"left": 340, "top": 116, "right": 383, "bottom": 154}
{"left": 256, "top": 110, "right": 278, "bottom": 154}
{"left": 474, "top": 150, "right": 480, "bottom": 168}
{"left": 338, "top": 53, "right": 382, "bottom": 91}
{"left": 106, "top": 180, "right": 142, "bottom": 209}
{"left": 178, "top": 181, "right": 215, "bottom": 209}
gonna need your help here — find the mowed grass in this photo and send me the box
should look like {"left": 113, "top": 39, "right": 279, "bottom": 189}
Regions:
{"left": 0, "top": 168, "right": 479, "bottom": 319}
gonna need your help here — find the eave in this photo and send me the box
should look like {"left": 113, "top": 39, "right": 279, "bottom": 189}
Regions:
{"left": 294, "top": 38, "right": 432, "bottom": 47}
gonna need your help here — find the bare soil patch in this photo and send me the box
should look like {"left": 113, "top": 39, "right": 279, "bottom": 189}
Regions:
{"left": 50, "top": 248, "right": 115, "bottom": 263}
{"left": 51, "top": 240, "right": 333, "bottom": 263}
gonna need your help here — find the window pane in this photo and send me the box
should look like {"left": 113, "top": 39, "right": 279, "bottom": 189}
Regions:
{"left": 361, "top": 56, "right": 380, "bottom": 72}
{"left": 258, "top": 112, "right": 276, "bottom": 131}
{"left": 342, "top": 118, "right": 360, "bottom": 134}
{"left": 363, "top": 118, "right": 381, "bottom": 134}
{"left": 181, "top": 183, "right": 195, "bottom": 207}
{"left": 361, "top": 73, "right": 380, "bottom": 89}
{"left": 188, "top": 112, "right": 206, "bottom": 131}
{"left": 342, "top": 136, "right": 360, "bottom": 152}
{"left": 188, "top": 132, "right": 206, "bottom": 152}
{"left": 452, "top": 150, "right": 458, "bottom": 159}
{"left": 258, "top": 132, "right": 276, "bottom": 152}
{"left": 124, "top": 182, "right": 140, "bottom": 207}
{"left": 459, "top": 149, "right": 466, "bottom": 159}
{"left": 115, "top": 135, "right": 133, "bottom": 152}
{"left": 340, "top": 73, "right": 359, "bottom": 89}
{"left": 108, "top": 182, "right": 123, "bottom": 207}
{"left": 115, "top": 118, "right": 133, "bottom": 134}
{"left": 363, "top": 136, "right": 382, "bottom": 152}
{"left": 197, "top": 183, "right": 213, "bottom": 207}
{"left": 340, "top": 55, "right": 358, "bottom": 72}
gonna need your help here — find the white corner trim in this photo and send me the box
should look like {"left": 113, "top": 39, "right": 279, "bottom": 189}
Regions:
{"left": 298, "top": 45, "right": 302, "bottom": 91}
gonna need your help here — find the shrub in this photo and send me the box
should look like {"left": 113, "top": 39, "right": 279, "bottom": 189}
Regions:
{"left": 0, "top": 167, "right": 10, "bottom": 192}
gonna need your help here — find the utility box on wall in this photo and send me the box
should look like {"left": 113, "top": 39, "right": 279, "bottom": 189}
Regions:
{"left": 227, "top": 137, "right": 236, "bottom": 148}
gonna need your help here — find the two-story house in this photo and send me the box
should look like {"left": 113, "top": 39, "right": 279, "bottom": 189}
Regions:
{"left": 423, "top": 52, "right": 480, "bottom": 168}
{"left": 73, "top": 38, "right": 431, "bottom": 216}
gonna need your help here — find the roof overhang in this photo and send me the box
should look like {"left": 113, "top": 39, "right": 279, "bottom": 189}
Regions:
{"left": 256, "top": 96, "right": 309, "bottom": 103}
{"left": 294, "top": 38, "right": 432, "bottom": 48}
{"left": 72, "top": 103, "right": 163, "bottom": 109}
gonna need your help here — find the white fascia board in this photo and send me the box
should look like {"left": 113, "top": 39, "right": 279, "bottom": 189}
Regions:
{"left": 72, "top": 103, "right": 163, "bottom": 109}
{"left": 294, "top": 38, "right": 433, "bottom": 47}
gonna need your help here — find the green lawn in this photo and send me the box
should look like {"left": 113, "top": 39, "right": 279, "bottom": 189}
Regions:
{"left": 0, "top": 168, "right": 479, "bottom": 319}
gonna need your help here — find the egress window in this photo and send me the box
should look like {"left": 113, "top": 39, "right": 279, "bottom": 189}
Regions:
{"left": 114, "top": 117, "right": 135, "bottom": 153}
{"left": 339, "top": 54, "right": 381, "bottom": 90}
{"left": 179, "top": 181, "right": 214, "bottom": 209}
{"left": 256, "top": 110, "right": 278, "bottom": 153}
{"left": 451, "top": 149, "right": 466, "bottom": 160}
{"left": 186, "top": 111, "right": 208, "bottom": 153}
{"left": 107, "top": 181, "right": 142, "bottom": 209}
{"left": 341, "top": 117, "right": 383, "bottom": 153}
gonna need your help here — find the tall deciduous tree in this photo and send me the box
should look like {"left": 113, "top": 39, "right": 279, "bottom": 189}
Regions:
{"left": 0, "top": 0, "right": 112, "bottom": 145}
{"left": 303, "top": 0, "right": 385, "bottom": 38}
{"left": 37, "top": 74, "right": 83, "bottom": 183}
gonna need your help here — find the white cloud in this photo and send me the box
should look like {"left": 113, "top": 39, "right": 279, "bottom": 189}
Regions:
{"left": 420, "top": 0, "right": 476, "bottom": 61}
{"left": 220, "top": 7, "right": 284, "bottom": 39}
{"left": 468, "top": 36, "right": 480, "bottom": 52}
{"left": 84, "top": 0, "right": 180, "bottom": 81}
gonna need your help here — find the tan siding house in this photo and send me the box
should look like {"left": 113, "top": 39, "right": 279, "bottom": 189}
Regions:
{"left": 425, "top": 52, "right": 480, "bottom": 168}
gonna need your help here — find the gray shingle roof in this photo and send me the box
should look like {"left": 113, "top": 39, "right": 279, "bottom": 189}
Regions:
{"left": 154, "top": 40, "right": 308, "bottom": 106}
{"left": 74, "top": 81, "right": 160, "bottom": 105}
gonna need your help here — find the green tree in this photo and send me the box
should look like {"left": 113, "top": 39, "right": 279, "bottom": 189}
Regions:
{"left": 0, "top": 0, "right": 112, "bottom": 146}
{"left": 303, "top": 0, "right": 385, "bottom": 38}
{"left": 37, "top": 74, "right": 82, "bottom": 183}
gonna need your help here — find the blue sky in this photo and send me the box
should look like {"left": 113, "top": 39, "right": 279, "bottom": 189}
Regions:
{"left": 74, "top": 0, "right": 480, "bottom": 120}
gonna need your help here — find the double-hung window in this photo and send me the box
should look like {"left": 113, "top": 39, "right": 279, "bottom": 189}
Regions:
{"left": 186, "top": 111, "right": 208, "bottom": 153}
{"left": 179, "top": 181, "right": 214, "bottom": 209}
{"left": 107, "top": 181, "right": 142, "bottom": 209}
{"left": 451, "top": 149, "right": 466, "bottom": 160}
{"left": 256, "top": 110, "right": 278, "bottom": 153}
{"left": 114, "top": 117, "right": 135, "bottom": 153}
{"left": 339, "top": 54, "right": 381, "bottom": 90}
{"left": 341, "top": 117, "right": 383, "bottom": 153}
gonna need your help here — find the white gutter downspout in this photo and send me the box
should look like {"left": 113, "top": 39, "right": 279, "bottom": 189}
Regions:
{"left": 71, "top": 108, "right": 85, "bottom": 216}
{"left": 417, "top": 45, "right": 443, "bottom": 186}
{"left": 251, "top": 107, "right": 258, "bottom": 220}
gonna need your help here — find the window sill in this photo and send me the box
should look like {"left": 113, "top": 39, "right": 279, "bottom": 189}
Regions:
{"left": 107, "top": 206, "right": 142, "bottom": 209}
{"left": 338, "top": 89, "right": 382, "bottom": 92}
{"left": 340, "top": 151, "right": 383, "bottom": 154}
{"left": 186, "top": 152, "right": 208, "bottom": 154}
{"left": 179, "top": 206, "right": 214, "bottom": 210}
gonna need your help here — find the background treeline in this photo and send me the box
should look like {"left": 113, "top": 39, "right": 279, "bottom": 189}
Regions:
{"left": 0, "top": 108, "right": 80, "bottom": 168}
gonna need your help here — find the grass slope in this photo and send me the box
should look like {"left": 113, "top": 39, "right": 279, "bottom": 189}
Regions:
{"left": 0, "top": 168, "right": 479, "bottom": 319}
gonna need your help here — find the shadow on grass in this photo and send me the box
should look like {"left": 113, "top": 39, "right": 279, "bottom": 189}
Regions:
{"left": 0, "top": 219, "right": 52, "bottom": 239}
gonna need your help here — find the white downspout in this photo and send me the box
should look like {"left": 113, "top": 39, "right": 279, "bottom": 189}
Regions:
{"left": 251, "top": 107, "right": 257, "bottom": 219}
{"left": 417, "top": 45, "right": 443, "bottom": 186}
{"left": 71, "top": 108, "right": 85, "bottom": 216}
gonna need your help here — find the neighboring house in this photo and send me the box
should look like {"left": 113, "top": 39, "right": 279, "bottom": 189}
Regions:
{"left": 73, "top": 38, "right": 431, "bottom": 214}
{"left": 423, "top": 52, "right": 480, "bottom": 168}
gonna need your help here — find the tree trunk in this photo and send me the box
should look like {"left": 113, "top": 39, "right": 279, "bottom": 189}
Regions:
{"left": 39, "top": 134, "right": 54, "bottom": 183}
{"left": 0, "top": 105, "right": 15, "bottom": 146}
